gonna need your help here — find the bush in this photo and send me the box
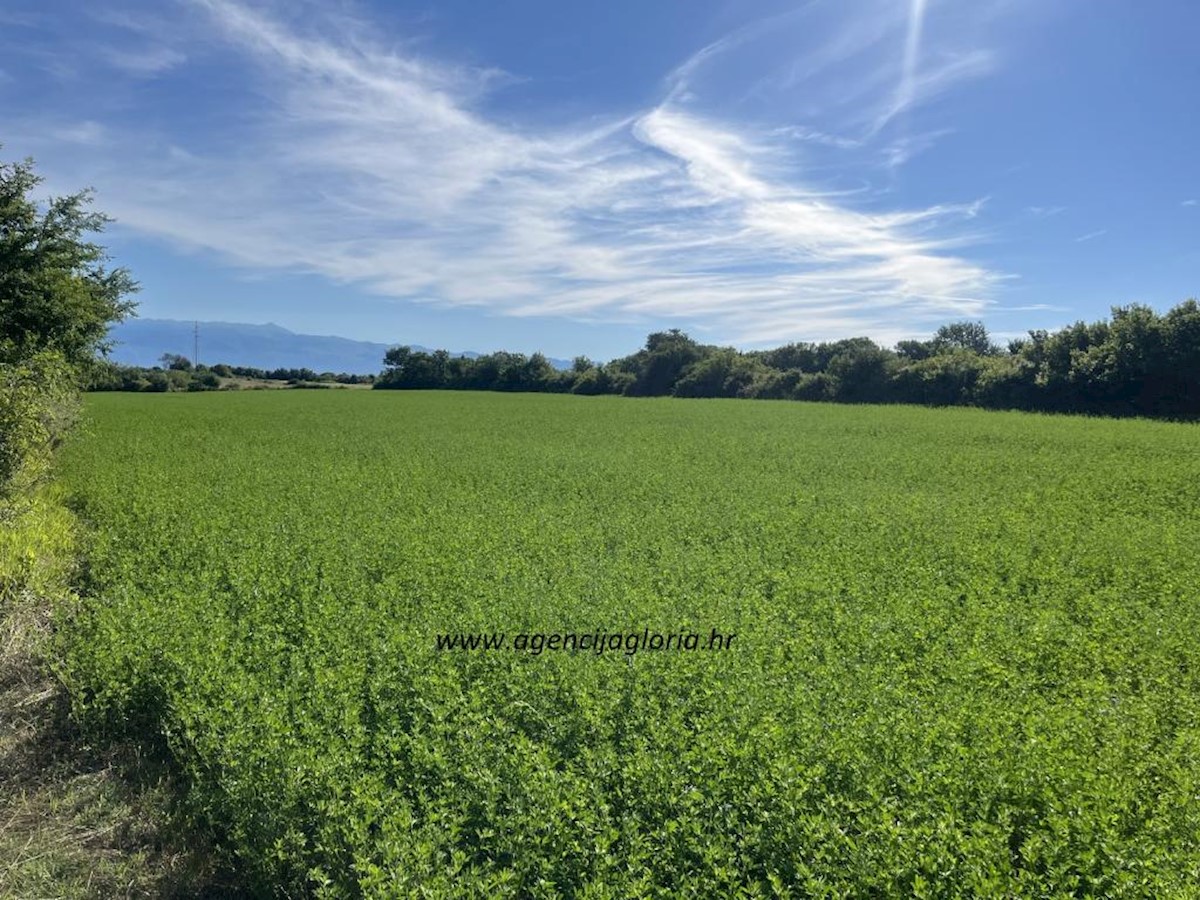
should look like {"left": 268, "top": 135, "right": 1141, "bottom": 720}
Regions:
{"left": 0, "top": 352, "right": 76, "bottom": 501}
{"left": 791, "top": 372, "right": 839, "bottom": 401}
{"left": 892, "top": 351, "right": 989, "bottom": 407}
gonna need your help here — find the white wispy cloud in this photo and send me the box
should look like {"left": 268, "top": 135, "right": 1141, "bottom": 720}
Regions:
{"left": 48, "top": 120, "right": 109, "bottom": 146}
{"left": 995, "top": 304, "right": 1069, "bottom": 312}
{"left": 100, "top": 45, "right": 186, "bottom": 76}
{"left": 773, "top": 126, "right": 863, "bottom": 151}
{"left": 13, "top": 0, "right": 1010, "bottom": 345}
{"left": 881, "top": 128, "right": 955, "bottom": 170}
{"left": 874, "top": 0, "right": 930, "bottom": 136}
{"left": 1075, "top": 229, "right": 1108, "bottom": 243}
{"left": 1183, "top": 199, "right": 1197, "bottom": 207}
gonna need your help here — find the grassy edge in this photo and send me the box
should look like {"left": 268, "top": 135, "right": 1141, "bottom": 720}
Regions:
{"left": 0, "top": 484, "right": 243, "bottom": 898}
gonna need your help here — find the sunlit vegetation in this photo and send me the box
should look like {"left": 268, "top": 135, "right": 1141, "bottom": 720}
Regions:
{"left": 59, "top": 390, "right": 1200, "bottom": 896}
{"left": 377, "top": 303, "right": 1200, "bottom": 420}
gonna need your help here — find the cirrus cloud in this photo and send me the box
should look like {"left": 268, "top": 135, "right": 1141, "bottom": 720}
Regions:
{"left": 10, "top": 0, "right": 1010, "bottom": 345}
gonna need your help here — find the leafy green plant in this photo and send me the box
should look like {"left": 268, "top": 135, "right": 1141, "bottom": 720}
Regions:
{"left": 58, "top": 392, "right": 1200, "bottom": 896}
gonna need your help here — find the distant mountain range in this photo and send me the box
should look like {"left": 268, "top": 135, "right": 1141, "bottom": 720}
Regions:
{"left": 106, "top": 319, "right": 571, "bottom": 373}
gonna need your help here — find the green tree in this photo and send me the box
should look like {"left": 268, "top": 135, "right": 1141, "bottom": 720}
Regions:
{"left": 826, "top": 339, "right": 895, "bottom": 402}
{"left": 892, "top": 350, "right": 988, "bottom": 406}
{"left": 930, "top": 321, "right": 998, "bottom": 357}
{"left": 624, "top": 330, "right": 707, "bottom": 396}
{"left": 757, "top": 342, "right": 821, "bottom": 372}
{"left": 1161, "top": 299, "right": 1200, "bottom": 415}
{"left": 895, "top": 339, "right": 934, "bottom": 362}
{"left": 0, "top": 154, "right": 138, "bottom": 373}
{"left": 160, "top": 353, "right": 193, "bottom": 371}
{"left": 1, "top": 153, "right": 137, "bottom": 497}
{"left": 673, "top": 349, "right": 768, "bottom": 398}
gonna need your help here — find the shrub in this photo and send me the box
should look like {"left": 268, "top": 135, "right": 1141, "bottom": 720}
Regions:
{"left": 0, "top": 352, "right": 76, "bottom": 501}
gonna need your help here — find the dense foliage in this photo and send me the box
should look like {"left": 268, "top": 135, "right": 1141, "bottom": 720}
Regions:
{"left": 0, "top": 157, "right": 136, "bottom": 373}
{"left": 376, "top": 302, "right": 1200, "bottom": 419}
{"left": 61, "top": 391, "right": 1200, "bottom": 896}
{"left": 0, "top": 153, "right": 135, "bottom": 499}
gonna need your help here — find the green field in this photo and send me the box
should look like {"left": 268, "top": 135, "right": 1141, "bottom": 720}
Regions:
{"left": 58, "top": 391, "right": 1200, "bottom": 896}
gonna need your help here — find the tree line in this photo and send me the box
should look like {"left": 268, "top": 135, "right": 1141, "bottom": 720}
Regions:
{"left": 374, "top": 302, "right": 1200, "bottom": 419}
{"left": 88, "top": 354, "right": 376, "bottom": 391}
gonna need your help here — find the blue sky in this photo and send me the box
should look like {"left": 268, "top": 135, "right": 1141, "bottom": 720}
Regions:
{"left": 3, "top": 0, "right": 1197, "bottom": 360}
